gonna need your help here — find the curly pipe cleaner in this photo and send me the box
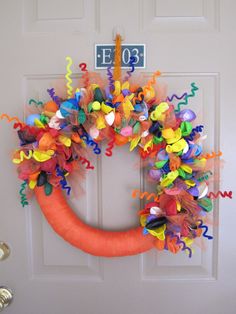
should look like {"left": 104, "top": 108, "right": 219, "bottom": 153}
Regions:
{"left": 105, "top": 137, "right": 115, "bottom": 157}
{"left": 19, "top": 182, "right": 29, "bottom": 207}
{"left": 107, "top": 66, "right": 115, "bottom": 91}
{"left": 208, "top": 191, "right": 233, "bottom": 199}
{"left": 197, "top": 220, "right": 213, "bottom": 240}
{"left": 132, "top": 189, "right": 159, "bottom": 202}
{"left": 124, "top": 56, "right": 136, "bottom": 81}
{"left": 65, "top": 56, "right": 73, "bottom": 99}
{"left": 12, "top": 150, "right": 33, "bottom": 164}
{"left": 28, "top": 99, "right": 43, "bottom": 106}
{"left": 79, "top": 63, "right": 90, "bottom": 88}
{"left": 56, "top": 167, "right": 71, "bottom": 196}
{"left": 133, "top": 71, "right": 161, "bottom": 103}
{"left": 78, "top": 156, "right": 94, "bottom": 170}
{"left": 0, "top": 114, "right": 23, "bottom": 125}
{"left": 166, "top": 231, "right": 192, "bottom": 258}
{"left": 166, "top": 92, "right": 188, "bottom": 102}
{"left": 201, "top": 151, "right": 222, "bottom": 160}
{"left": 188, "top": 125, "right": 204, "bottom": 141}
{"left": 197, "top": 171, "right": 212, "bottom": 182}
{"left": 175, "top": 82, "right": 199, "bottom": 113}
{"left": 47, "top": 88, "right": 61, "bottom": 107}
{"left": 81, "top": 133, "right": 101, "bottom": 155}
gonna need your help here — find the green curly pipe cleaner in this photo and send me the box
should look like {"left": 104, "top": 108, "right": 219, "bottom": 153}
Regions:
{"left": 19, "top": 182, "right": 29, "bottom": 207}
{"left": 197, "top": 171, "right": 213, "bottom": 183}
{"left": 175, "top": 82, "right": 199, "bottom": 113}
{"left": 28, "top": 99, "right": 43, "bottom": 106}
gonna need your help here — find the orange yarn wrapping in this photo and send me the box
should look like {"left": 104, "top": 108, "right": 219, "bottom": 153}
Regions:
{"left": 113, "top": 34, "right": 122, "bottom": 82}
{"left": 132, "top": 189, "right": 159, "bottom": 202}
{"left": 34, "top": 186, "right": 155, "bottom": 257}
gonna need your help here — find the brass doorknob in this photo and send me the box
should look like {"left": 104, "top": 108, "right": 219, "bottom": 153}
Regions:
{"left": 0, "top": 287, "right": 13, "bottom": 312}
{"left": 0, "top": 243, "right": 10, "bottom": 261}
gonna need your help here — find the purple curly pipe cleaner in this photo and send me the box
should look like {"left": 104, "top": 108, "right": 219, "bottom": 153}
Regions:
{"left": 166, "top": 231, "right": 192, "bottom": 258}
{"left": 107, "top": 67, "right": 114, "bottom": 91}
{"left": 166, "top": 92, "right": 188, "bottom": 102}
{"left": 47, "top": 88, "right": 61, "bottom": 107}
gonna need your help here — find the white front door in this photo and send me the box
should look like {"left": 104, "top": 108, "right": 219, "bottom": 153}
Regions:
{"left": 0, "top": 0, "right": 235, "bottom": 313}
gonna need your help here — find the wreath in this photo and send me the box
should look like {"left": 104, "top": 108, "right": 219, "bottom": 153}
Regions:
{"left": 1, "top": 35, "right": 232, "bottom": 257}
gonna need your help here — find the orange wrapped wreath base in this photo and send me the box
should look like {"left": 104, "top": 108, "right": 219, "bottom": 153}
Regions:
{"left": 35, "top": 186, "right": 155, "bottom": 257}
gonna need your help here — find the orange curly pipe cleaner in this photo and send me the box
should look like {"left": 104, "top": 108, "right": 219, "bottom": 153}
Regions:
{"left": 0, "top": 114, "right": 23, "bottom": 125}
{"left": 132, "top": 189, "right": 159, "bottom": 202}
{"left": 201, "top": 151, "right": 222, "bottom": 159}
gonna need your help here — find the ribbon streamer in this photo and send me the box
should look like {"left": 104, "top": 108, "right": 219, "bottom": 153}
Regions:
{"left": 197, "top": 220, "right": 213, "bottom": 240}
{"left": 19, "top": 182, "right": 29, "bottom": 207}
{"left": 175, "top": 82, "right": 199, "bottom": 113}
{"left": 56, "top": 167, "right": 71, "bottom": 196}
{"left": 132, "top": 189, "right": 159, "bottom": 202}
{"left": 78, "top": 156, "right": 94, "bottom": 170}
{"left": 208, "top": 191, "right": 233, "bottom": 199}
{"left": 47, "top": 88, "right": 61, "bottom": 107}
{"left": 166, "top": 231, "right": 192, "bottom": 258}
{"left": 65, "top": 56, "right": 73, "bottom": 99}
